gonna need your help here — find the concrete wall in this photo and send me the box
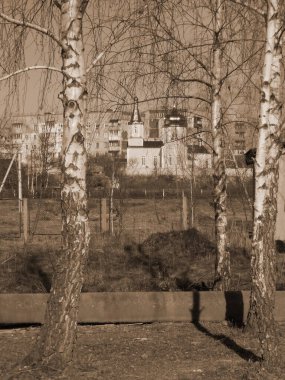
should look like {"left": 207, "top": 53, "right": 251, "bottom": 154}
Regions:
{"left": 1, "top": 291, "right": 285, "bottom": 325}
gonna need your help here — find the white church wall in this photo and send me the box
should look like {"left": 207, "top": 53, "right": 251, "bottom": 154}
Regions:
{"left": 126, "top": 146, "right": 161, "bottom": 175}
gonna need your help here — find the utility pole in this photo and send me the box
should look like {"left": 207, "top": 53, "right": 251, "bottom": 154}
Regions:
{"left": 109, "top": 158, "right": 115, "bottom": 235}
{"left": 190, "top": 147, "right": 195, "bottom": 227}
{"left": 182, "top": 190, "right": 188, "bottom": 230}
{"left": 18, "top": 152, "right": 23, "bottom": 213}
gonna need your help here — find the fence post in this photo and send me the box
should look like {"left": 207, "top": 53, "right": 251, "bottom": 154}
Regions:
{"left": 182, "top": 191, "right": 188, "bottom": 230}
{"left": 23, "top": 198, "right": 29, "bottom": 243}
{"left": 100, "top": 198, "right": 107, "bottom": 233}
{"left": 18, "top": 152, "right": 23, "bottom": 213}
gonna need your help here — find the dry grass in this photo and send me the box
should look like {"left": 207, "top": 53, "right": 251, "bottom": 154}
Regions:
{"left": 1, "top": 322, "right": 285, "bottom": 379}
{"left": 0, "top": 196, "right": 284, "bottom": 293}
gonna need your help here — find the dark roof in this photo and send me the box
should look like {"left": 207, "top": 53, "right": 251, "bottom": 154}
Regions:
{"left": 187, "top": 145, "right": 209, "bottom": 154}
{"left": 245, "top": 141, "right": 285, "bottom": 166}
{"left": 127, "top": 140, "right": 163, "bottom": 148}
{"left": 164, "top": 107, "right": 187, "bottom": 128}
{"left": 244, "top": 148, "right": 256, "bottom": 165}
{"left": 143, "top": 140, "right": 163, "bottom": 148}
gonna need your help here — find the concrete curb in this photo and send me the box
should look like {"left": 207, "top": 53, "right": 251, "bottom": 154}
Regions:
{"left": 0, "top": 291, "right": 285, "bottom": 325}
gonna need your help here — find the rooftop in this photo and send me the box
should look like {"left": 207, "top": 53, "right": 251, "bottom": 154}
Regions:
{"left": 187, "top": 145, "right": 209, "bottom": 154}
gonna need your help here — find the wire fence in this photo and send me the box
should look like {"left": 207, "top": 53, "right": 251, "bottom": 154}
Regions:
{"left": 0, "top": 192, "right": 252, "bottom": 243}
{"left": 0, "top": 193, "right": 255, "bottom": 293}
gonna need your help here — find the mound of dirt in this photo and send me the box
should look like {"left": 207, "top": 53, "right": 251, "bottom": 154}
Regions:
{"left": 140, "top": 228, "right": 216, "bottom": 258}
{"left": 125, "top": 229, "right": 216, "bottom": 291}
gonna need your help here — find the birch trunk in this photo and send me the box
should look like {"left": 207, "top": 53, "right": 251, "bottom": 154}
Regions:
{"left": 212, "top": 0, "right": 230, "bottom": 291}
{"left": 247, "top": 0, "right": 281, "bottom": 366}
{"left": 26, "top": 0, "right": 90, "bottom": 370}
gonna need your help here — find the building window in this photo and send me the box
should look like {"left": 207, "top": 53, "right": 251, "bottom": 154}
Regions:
{"left": 13, "top": 123, "right": 23, "bottom": 131}
{"left": 235, "top": 131, "right": 245, "bottom": 138}
{"left": 96, "top": 143, "right": 99, "bottom": 149}
{"left": 169, "top": 156, "right": 172, "bottom": 166}
{"left": 234, "top": 140, "right": 245, "bottom": 150}
{"left": 134, "top": 126, "right": 138, "bottom": 135}
{"left": 154, "top": 156, "right": 158, "bottom": 167}
{"left": 142, "top": 156, "right": 146, "bottom": 166}
{"left": 193, "top": 116, "right": 202, "bottom": 130}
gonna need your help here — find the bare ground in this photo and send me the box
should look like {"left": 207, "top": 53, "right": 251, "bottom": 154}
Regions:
{"left": 0, "top": 322, "right": 285, "bottom": 380}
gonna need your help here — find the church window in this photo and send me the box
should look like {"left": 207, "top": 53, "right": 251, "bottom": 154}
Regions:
{"left": 154, "top": 156, "right": 158, "bottom": 167}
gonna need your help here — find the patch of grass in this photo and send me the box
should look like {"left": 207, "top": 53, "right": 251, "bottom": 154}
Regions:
{"left": 2, "top": 228, "right": 285, "bottom": 293}
{"left": 0, "top": 195, "right": 284, "bottom": 293}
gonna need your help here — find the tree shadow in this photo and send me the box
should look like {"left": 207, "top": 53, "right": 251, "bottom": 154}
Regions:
{"left": 190, "top": 291, "right": 261, "bottom": 363}
{"left": 124, "top": 228, "right": 216, "bottom": 291}
{"left": 26, "top": 255, "right": 52, "bottom": 292}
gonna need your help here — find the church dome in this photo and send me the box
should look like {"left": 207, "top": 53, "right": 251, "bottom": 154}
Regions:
{"left": 163, "top": 106, "right": 187, "bottom": 128}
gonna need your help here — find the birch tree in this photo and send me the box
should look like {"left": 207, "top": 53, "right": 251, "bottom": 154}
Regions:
{"left": 245, "top": 0, "right": 283, "bottom": 366}
{"left": 31, "top": 1, "right": 90, "bottom": 370}
{"left": 0, "top": 0, "right": 90, "bottom": 372}
{"left": 133, "top": 0, "right": 262, "bottom": 290}
{"left": 210, "top": 0, "right": 230, "bottom": 290}
{"left": 0, "top": 1, "right": 149, "bottom": 374}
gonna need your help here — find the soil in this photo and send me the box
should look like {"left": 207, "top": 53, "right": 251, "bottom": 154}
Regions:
{"left": 0, "top": 322, "right": 285, "bottom": 380}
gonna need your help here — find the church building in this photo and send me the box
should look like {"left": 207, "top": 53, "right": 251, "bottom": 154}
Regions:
{"left": 126, "top": 97, "right": 212, "bottom": 176}
{"left": 126, "top": 97, "right": 163, "bottom": 175}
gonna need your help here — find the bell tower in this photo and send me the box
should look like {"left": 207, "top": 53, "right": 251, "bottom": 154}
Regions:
{"left": 128, "top": 97, "right": 144, "bottom": 147}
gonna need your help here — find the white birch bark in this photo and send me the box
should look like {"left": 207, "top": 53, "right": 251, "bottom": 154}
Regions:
{"left": 24, "top": 0, "right": 90, "bottom": 370}
{"left": 247, "top": 0, "right": 282, "bottom": 366}
{"left": 212, "top": 0, "right": 230, "bottom": 290}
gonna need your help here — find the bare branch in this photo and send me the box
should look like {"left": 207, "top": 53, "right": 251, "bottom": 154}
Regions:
{"left": 0, "top": 11, "right": 65, "bottom": 50}
{"left": 86, "top": 52, "right": 104, "bottom": 74}
{"left": 117, "top": 95, "right": 211, "bottom": 106}
{"left": 229, "top": 0, "right": 266, "bottom": 19}
{"left": 174, "top": 77, "right": 212, "bottom": 88}
{"left": 54, "top": 0, "right": 61, "bottom": 9}
{"left": 80, "top": 0, "right": 89, "bottom": 14}
{"left": 86, "top": 2, "right": 148, "bottom": 74}
{"left": 0, "top": 66, "right": 63, "bottom": 83}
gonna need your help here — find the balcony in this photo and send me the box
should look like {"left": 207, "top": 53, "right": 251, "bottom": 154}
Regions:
{"left": 108, "top": 135, "right": 120, "bottom": 141}
{"left": 108, "top": 145, "right": 120, "bottom": 152}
